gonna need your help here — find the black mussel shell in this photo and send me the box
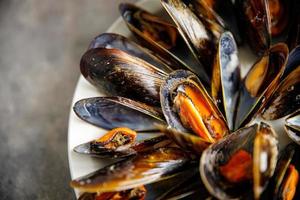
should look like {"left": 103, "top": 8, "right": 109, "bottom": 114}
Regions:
{"left": 73, "top": 97, "right": 165, "bottom": 131}
{"left": 80, "top": 47, "right": 167, "bottom": 106}
{"left": 70, "top": 147, "right": 191, "bottom": 193}
{"left": 88, "top": 32, "right": 173, "bottom": 73}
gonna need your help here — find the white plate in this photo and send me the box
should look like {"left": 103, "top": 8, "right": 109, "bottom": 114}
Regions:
{"left": 68, "top": 0, "right": 292, "bottom": 197}
{"left": 67, "top": 0, "right": 162, "bottom": 197}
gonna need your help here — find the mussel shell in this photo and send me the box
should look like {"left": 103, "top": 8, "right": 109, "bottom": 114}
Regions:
{"left": 236, "top": 0, "right": 271, "bottom": 55}
{"left": 200, "top": 122, "right": 278, "bottom": 199}
{"left": 78, "top": 186, "right": 147, "bottom": 200}
{"left": 120, "top": 2, "right": 210, "bottom": 85}
{"left": 119, "top": 3, "right": 193, "bottom": 73}
{"left": 189, "top": 0, "right": 242, "bottom": 44}
{"left": 264, "top": 143, "right": 296, "bottom": 199}
{"left": 282, "top": 45, "right": 300, "bottom": 80}
{"left": 235, "top": 43, "right": 288, "bottom": 128}
{"left": 156, "top": 168, "right": 211, "bottom": 200}
{"left": 73, "top": 97, "right": 165, "bottom": 131}
{"left": 253, "top": 122, "right": 279, "bottom": 199}
{"left": 261, "top": 66, "right": 300, "bottom": 120}
{"left": 70, "top": 147, "right": 191, "bottom": 193}
{"left": 285, "top": 110, "right": 300, "bottom": 145}
{"left": 161, "top": 0, "right": 215, "bottom": 76}
{"left": 88, "top": 33, "right": 172, "bottom": 72}
{"left": 287, "top": 0, "right": 300, "bottom": 50}
{"left": 160, "top": 70, "right": 228, "bottom": 142}
{"left": 74, "top": 134, "right": 171, "bottom": 159}
{"left": 158, "top": 126, "right": 211, "bottom": 155}
{"left": 268, "top": 0, "right": 290, "bottom": 37}
{"left": 200, "top": 124, "right": 257, "bottom": 199}
{"left": 212, "top": 31, "right": 241, "bottom": 130}
{"left": 119, "top": 3, "right": 177, "bottom": 50}
{"left": 80, "top": 48, "right": 167, "bottom": 106}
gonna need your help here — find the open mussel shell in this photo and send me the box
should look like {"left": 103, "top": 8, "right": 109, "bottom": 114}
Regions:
{"left": 282, "top": 45, "right": 300, "bottom": 80}
{"left": 212, "top": 31, "right": 241, "bottom": 130}
{"left": 287, "top": 1, "right": 300, "bottom": 50}
{"left": 236, "top": 43, "right": 289, "bottom": 128}
{"left": 158, "top": 126, "right": 211, "bottom": 155}
{"left": 261, "top": 65, "right": 299, "bottom": 120}
{"left": 156, "top": 167, "right": 211, "bottom": 200}
{"left": 187, "top": 0, "right": 242, "bottom": 44}
{"left": 200, "top": 122, "right": 279, "bottom": 200}
{"left": 262, "top": 143, "right": 297, "bottom": 199}
{"left": 119, "top": 3, "right": 178, "bottom": 50}
{"left": 78, "top": 186, "right": 147, "bottom": 200}
{"left": 88, "top": 32, "right": 172, "bottom": 73}
{"left": 73, "top": 97, "right": 165, "bottom": 131}
{"left": 285, "top": 110, "right": 300, "bottom": 145}
{"left": 268, "top": 0, "right": 290, "bottom": 37}
{"left": 161, "top": 0, "right": 215, "bottom": 77}
{"left": 74, "top": 132, "right": 172, "bottom": 159}
{"left": 119, "top": 3, "right": 195, "bottom": 74}
{"left": 236, "top": 0, "right": 271, "bottom": 55}
{"left": 120, "top": 2, "right": 210, "bottom": 86}
{"left": 70, "top": 147, "right": 191, "bottom": 193}
{"left": 160, "top": 70, "right": 228, "bottom": 144}
{"left": 80, "top": 47, "right": 168, "bottom": 106}
{"left": 73, "top": 127, "right": 137, "bottom": 158}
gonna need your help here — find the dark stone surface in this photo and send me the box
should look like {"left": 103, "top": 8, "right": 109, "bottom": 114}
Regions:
{"left": 0, "top": 0, "right": 136, "bottom": 199}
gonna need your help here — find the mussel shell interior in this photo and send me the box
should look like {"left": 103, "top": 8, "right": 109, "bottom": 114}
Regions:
{"left": 285, "top": 110, "right": 300, "bottom": 145}
{"left": 70, "top": 147, "right": 190, "bottom": 193}
{"left": 200, "top": 124, "right": 258, "bottom": 199}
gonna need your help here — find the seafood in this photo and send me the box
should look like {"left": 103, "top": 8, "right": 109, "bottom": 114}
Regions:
{"left": 70, "top": 147, "right": 191, "bottom": 193}
{"left": 73, "top": 97, "right": 165, "bottom": 131}
{"left": 71, "top": 0, "right": 300, "bottom": 199}
{"left": 119, "top": 2, "right": 210, "bottom": 84}
{"left": 200, "top": 122, "right": 278, "bottom": 199}
{"left": 73, "top": 127, "right": 172, "bottom": 158}
{"left": 80, "top": 48, "right": 167, "bottom": 106}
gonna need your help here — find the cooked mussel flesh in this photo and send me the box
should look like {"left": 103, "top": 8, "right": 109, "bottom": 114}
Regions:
{"left": 78, "top": 186, "right": 146, "bottom": 200}
{"left": 160, "top": 70, "right": 228, "bottom": 144}
{"left": 200, "top": 122, "right": 278, "bottom": 199}
{"left": 74, "top": 127, "right": 172, "bottom": 159}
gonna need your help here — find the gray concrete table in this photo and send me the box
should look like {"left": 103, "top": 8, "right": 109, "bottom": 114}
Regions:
{"left": 0, "top": 0, "right": 136, "bottom": 199}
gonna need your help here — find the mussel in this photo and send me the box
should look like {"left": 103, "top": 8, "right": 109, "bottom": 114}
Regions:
{"left": 73, "top": 97, "right": 165, "bottom": 131}
{"left": 236, "top": 0, "right": 271, "bottom": 55}
{"left": 212, "top": 31, "right": 241, "bottom": 130}
{"left": 200, "top": 122, "right": 278, "bottom": 199}
{"left": 71, "top": 147, "right": 191, "bottom": 193}
{"left": 285, "top": 110, "right": 300, "bottom": 145}
{"left": 119, "top": 3, "right": 208, "bottom": 82}
{"left": 261, "top": 45, "right": 299, "bottom": 120}
{"left": 159, "top": 70, "right": 228, "bottom": 153}
{"left": 72, "top": 0, "right": 300, "bottom": 198}
{"left": 161, "top": 0, "right": 215, "bottom": 76}
{"left": 73, "top": 127, "right": 172, "bottom": 158}
{"left": 80, "top": 48, "right": 167, "bottom": 106}
{"left": 78, "top": 186, "right": 147, "bottom": 200}
{"left": 263, "top": 143, "right": 300, "bottom": 200}
{"left": 236, "top": 42, "right": 288, "bottom": 128}
{"left": 267, "top": 0, "right": 290, "bottom": 37}
{"left": 88, "top": 32, "right": 173, "bottom": 73}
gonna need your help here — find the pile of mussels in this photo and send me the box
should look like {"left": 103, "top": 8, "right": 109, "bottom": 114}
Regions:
{"left": 70, "top": 0, "right": 300, "bottom": 199}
